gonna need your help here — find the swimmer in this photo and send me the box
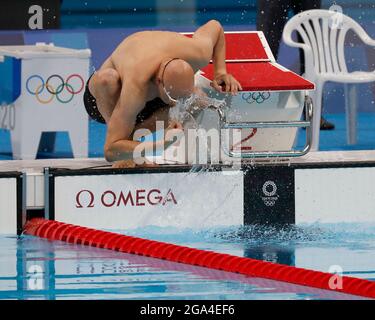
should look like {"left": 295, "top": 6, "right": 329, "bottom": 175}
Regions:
{"left": 83, "top": 20, "right": 242, "bottom": 168}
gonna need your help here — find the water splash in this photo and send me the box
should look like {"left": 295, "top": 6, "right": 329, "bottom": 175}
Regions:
{"left": 169, "top": 93, "right": 226, "bottom": 129}
{"left": 119, "top": 222, "right": 375, "bottom": 248}
{"left": 210, "top": 224, "right": 326, "bottom": 244}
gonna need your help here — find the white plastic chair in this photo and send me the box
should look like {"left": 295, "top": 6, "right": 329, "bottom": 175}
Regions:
{"left": 283, "top": 9, "right": 375, "bottom": 150}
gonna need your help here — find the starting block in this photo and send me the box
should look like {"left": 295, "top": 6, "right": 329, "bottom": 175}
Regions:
{"left": 165, "top": 31, "right": 315, "bottom": 164}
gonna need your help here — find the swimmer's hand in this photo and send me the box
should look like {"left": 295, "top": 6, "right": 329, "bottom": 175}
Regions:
{"left": 210, "top": 73, "right": 242, "bottom": 95}
{"left": 167, "top": 120, "right": 183, "bottom": 132}
{"left": 164, "top": 120, "right": 184, "bottom": 148}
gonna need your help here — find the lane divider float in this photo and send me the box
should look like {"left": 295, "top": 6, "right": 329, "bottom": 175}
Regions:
{"left": 24, "top": 218, "right": 375, "bottom": 299}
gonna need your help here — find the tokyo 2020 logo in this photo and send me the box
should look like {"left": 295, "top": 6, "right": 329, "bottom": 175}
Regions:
{"left": 26, "top": 74, "right": 84, "bottom": 104}
{"left": 261, "top": 180, "right": 279, "bottom": 207}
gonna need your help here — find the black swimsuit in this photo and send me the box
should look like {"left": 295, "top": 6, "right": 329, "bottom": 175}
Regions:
{"left": 83, "top": 73, "right": 168, "bottom": 125}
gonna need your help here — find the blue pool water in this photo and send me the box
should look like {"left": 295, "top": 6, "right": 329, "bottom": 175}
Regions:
{"left": 0, "top": 223, "right": 374, "bottom": 300}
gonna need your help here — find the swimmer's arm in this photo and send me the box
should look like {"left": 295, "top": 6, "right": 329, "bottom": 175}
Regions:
{"left": 104, "top": 83, "right": 155, "bottom": 162}
{"left": 193, "top": 21, "right": 242, "bottom": 94}
{"left": 104, "top": 83, "right": 180, "bottom": 163}
{"left": 193, "top": 20, "right": 227, "bottom": 76}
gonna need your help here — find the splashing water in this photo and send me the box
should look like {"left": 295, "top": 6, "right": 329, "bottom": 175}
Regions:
{"left": 169, "top": 93, "right": 226, "bottom": 129}
{"left": 168, "top": 94, "right": 227, "bottom": 171}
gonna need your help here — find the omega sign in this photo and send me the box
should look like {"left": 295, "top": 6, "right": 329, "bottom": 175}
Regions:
{"left": 75, "top": 188, "right": 177, "bottom": 208}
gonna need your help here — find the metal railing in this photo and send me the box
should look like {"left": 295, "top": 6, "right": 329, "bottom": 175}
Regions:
{"left": 208, "top": 95, "right": 313, "bottom": 158}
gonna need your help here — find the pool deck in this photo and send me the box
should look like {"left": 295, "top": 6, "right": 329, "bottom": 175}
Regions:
{"left": 1, "top": 150, "right": 375, "bottom": 173}
{"left": 1, "top": 150, "right": 375, "bottom": 212}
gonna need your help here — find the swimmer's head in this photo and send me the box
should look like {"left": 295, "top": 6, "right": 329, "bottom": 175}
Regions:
{"left": 156, "top": 58, "right": 195, "bottom": 104}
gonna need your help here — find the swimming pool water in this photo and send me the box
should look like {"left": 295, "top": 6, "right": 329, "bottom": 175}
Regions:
{"left": 0, "top": 223, "right": 374, "bottom": 300}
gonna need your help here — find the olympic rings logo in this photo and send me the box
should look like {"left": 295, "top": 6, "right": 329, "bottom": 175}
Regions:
{"left": 242, "top": 92, "right": 271, "bottom": 104}
{"left": 262, "top": 181, "right": 277, "bottom": 197}
{"left": 26, "top": 74, "right": 84, "bottom": 104}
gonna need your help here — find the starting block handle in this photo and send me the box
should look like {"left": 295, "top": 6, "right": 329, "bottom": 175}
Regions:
{"left": 218, "top": 95, "right": 313, "bottom": 158}
{"left": 223, "top": 120, "right": 311, "bottom": 129}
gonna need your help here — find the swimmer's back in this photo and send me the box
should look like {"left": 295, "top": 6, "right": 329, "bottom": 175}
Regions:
{"left": 108, "top": 31, "right": 208, "bottom": 79}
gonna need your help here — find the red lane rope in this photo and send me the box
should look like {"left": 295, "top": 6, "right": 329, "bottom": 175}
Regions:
{"left": 24, "top": 218, "right": 375, "bottom": 299}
